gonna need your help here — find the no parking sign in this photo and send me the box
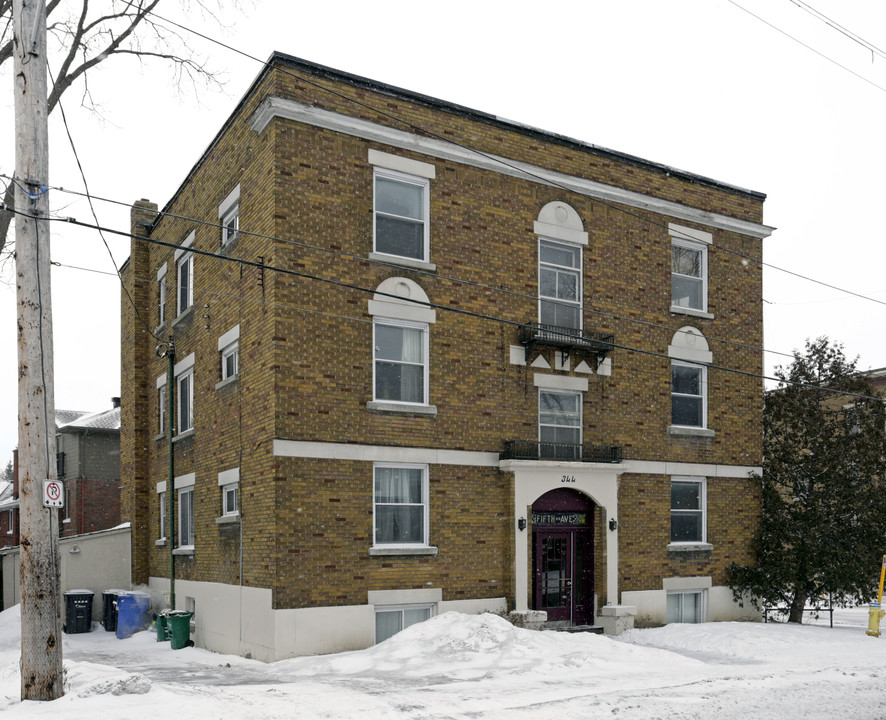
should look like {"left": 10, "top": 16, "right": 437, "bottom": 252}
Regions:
{"left": 43, "top": 480, "right": 64, "bottom": 508}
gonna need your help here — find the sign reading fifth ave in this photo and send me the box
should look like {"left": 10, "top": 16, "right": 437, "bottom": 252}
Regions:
{"left": 43, "top": 480, "right": 64, "bottom": 508}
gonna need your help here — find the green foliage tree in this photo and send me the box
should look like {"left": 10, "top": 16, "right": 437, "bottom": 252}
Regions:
{"left": 728, "top": 337, "right": 886, "bottom": 623}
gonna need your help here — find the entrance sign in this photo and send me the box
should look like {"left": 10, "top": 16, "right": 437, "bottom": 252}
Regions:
{"left": 43, "top": 480, "right": 64, "bottom": 508}
{"left": 532, "top": 512, "right": 587, "bottom": 526}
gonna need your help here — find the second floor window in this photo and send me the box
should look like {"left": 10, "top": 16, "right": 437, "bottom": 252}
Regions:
{"left": 177, "top": 368, "right": 193, "bottom": 433}
{"left": 671, "top": 361, "right": 706, "bottom": 429}
{"left": 179, "top": 487, "right": 194, "bottom": 547}
{"left": 222, "top": 342, "right": 238, "bottom": 380}
{"left": 539, "top": 239, "right": 581, "bottom": 330}
{"left": 373, "top": 321, "right": 428, "bottom": 405}
{"left": 539, "top": 390, "right": 582, "bottom": 458}
{"left": 158, "top": 384, "right": 166, "bottom": 435}
{"left": 374, "top": 169, "right": 429, "bottom": 262}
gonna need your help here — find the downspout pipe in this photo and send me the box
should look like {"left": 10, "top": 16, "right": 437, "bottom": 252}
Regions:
{"left": 167, "top": 343, "right": 176, "bottom": 611}
{"left": 157, "top": 338, "right": 176, "bottom": 611}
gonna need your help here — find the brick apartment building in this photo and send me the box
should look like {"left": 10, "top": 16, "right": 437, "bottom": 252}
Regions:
{"left": 120, "top": 53, "right": 772, "bottom": 661}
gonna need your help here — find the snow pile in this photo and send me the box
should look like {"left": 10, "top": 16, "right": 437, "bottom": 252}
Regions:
{"left": 2, "top": 606, "right": 886, "bottom": 718}
{"left": 283, "top": 611, "right": 709, "bottom": 691}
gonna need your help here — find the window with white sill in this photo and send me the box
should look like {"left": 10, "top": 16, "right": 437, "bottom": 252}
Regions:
{"left": 179, "top": 487, "right": 194, "bottom": 547}
{"left": 218, "top": 467, "right": 240, "bottom": 518}
{"left": 157, "top": 263, "right": 167, "bottom": 326}
{"left": 157, "top": 374, "right": 167, "bottom": 436}
{"left": 539, "top": 389, "right": 582, "bottom": 460}
{"left": 670, "top": 476, "right": 706, "bottom": 544}
{"left": 173, "top": 352, "right": 195, "bottom": 435}
{"left": 218, "top": 324, "right": 240, "bottom": 383}
{"left": 373, "top": 168, "right": 429, "bottom": 263}
{"left": 175, "top": 232, "right": 195, "bottom": 316}
{"left": 159, "top": 491, "right": 166, "bottom": 541}
{"left": 670, "top": 224, "right": 712, "bottom": 314}
{"left": 671, "top": 361, "right": 706, "bottom": 429}
{"left": 373, "top": 320, "right": 428, "bottom": 405}
{"left": 367, "top": 277, "right": 436, "bottom": 413}
{"left": 668, "top": 327, "right": 712, "bottom": 433}
{"left": 539, "top": 239, "right": 582, "bottom": 331}
{"left": 219, "top": 184, "right": 240, "bottom": 247}
{"left": 373, "top": 464, "right": 429, "bottom": 548}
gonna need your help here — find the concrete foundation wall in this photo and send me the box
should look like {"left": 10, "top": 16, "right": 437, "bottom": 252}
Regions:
{"left": 623, "top": 584, "right": 761, "bottom": 627}
{"left": 149, "top": 576, "right": 506, "bottom": 661}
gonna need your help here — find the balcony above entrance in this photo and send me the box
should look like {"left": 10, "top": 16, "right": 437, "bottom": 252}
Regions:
{"left": 501, "top": 440, "right": 622, "bottom": 463}
{"left": 519, "top": 323, "right": 614, "bottom": 366}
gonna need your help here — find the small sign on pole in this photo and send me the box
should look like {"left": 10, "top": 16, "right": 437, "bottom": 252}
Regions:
{"left": 42, "top": 480, "right": 64, "bottom": 508}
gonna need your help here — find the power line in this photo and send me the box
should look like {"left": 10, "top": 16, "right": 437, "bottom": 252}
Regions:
{"left": 786, "top": 0, "right": 886, "bottom": 63}
{"left": 46, "top": 58, "right": 165, "bottom": 346}
{"left": 38, "top": 179, "right": 797, "bottom": 362}
{"left": 48, "top": 13, "right": 886, "bottom": 314}
{"left": 727, "top": 0, "right": 886, "bottom": 95}
{"left": 23, "top": 205, "right": 883, "bottom": 404}
{"left": 51, "top": 259, "right": 374, "bottom": 328}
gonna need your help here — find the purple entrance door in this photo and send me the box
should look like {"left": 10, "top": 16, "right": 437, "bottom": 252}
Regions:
{"left": 532, "top": 489, "right": 595, "bottom": 626}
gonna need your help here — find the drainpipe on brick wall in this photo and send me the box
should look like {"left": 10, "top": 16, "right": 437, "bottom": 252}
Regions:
{"left": 158, "top": 339, "right": 176, "bottom": 611}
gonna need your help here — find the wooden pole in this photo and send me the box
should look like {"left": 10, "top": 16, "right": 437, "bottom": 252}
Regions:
{"left": 14, "top": 0, "right": 64, "bottom": 701}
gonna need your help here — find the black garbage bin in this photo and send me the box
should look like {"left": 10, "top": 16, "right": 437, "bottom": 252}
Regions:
{"left": 63, "top": 590, "right": 94, "bottom": 634}
{"left": 102, "top": 589, "right": 124, "bottom": 632}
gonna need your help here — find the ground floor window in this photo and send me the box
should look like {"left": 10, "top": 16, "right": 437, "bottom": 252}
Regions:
{"left": 667, "top": 590, "right": 704, "bottom": 623}
{"left": 374, "top": 603, "right": 434, "bottom": 643}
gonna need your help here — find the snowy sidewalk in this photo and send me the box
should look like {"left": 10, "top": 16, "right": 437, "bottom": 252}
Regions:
{"left": 3, "top": 606, "right": 886, "bottom": 719}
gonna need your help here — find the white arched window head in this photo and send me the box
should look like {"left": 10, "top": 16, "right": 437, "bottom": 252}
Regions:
{"left": 668, "top": 327, "right": 713, "bottom": 436}
{"left": 367, "top": 278, "right": 436, "bottom": 415}
{"left": 535, "top": 202, "right": 587, "bottom": 331}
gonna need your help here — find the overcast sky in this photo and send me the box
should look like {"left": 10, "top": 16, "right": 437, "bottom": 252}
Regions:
{"left": 2, "top": 0, "right": 886, "bottom": 463}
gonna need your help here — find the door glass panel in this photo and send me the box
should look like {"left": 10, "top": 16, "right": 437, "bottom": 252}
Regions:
{"left": 573, "top": 536, "right": 583, "bottom": 602}
{"left": 542, "top": 537, "right": 568, "bottom": 608}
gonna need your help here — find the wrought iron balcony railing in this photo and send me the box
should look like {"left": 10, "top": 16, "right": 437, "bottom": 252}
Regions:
{"left": 502, "top": 440, "right": 623, "bottom": 464}
{"left": 518, "top": 322, "right": 614, "bottom": 362}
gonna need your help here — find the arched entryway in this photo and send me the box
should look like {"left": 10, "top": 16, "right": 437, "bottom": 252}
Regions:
{"left": 532, "top": 488, "right": 595, "bottom": 626}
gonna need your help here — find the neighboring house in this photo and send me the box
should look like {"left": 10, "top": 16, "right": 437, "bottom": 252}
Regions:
{"left": 56, "top": 401, "right": 122, "bottom": 538}
{"left": 120, "top": 54, "right": 772, "bottom": 661}
{"left": 1, "top": 402, "right": 122, "bottom": 544}
{"left": 0, "top": 480, "right": 18, "bottom": 549}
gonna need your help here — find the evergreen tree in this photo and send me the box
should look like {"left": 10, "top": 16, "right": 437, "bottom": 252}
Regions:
{"left": 728, "top": 338, "right": 886, "bottom": 623}
{"left": 1, "top": 458, "right": 11, "bottom": 484}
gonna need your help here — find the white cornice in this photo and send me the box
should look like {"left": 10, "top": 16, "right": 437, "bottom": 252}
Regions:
{"left": 250, "top": 97, "right": 774, "bottom": 240}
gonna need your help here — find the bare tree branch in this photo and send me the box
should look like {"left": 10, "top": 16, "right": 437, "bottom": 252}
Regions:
{"left": 0, "top": 0, "right": 239, "bottom": 256}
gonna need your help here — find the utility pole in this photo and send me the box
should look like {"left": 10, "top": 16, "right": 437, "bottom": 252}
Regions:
{"left": 14, "top": 0, "right": 64, "bottom": 701}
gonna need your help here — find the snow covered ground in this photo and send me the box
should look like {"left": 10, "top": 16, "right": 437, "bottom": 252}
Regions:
{"left": 1, "top": 605, "right": 885, "bottom": 719}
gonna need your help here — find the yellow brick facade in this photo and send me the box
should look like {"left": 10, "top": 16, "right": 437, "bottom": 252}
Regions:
{"left": 120, "top": 54, "right": 768, "bottom": 657}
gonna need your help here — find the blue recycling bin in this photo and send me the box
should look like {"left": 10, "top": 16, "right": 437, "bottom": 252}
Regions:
{"left": 115, "top": 591, "right": 151, "bottom": 639}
